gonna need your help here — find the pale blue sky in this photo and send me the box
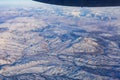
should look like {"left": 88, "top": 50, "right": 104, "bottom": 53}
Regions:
{"left": 0, "top": 0, "right": 38, "bottom": 7}
{"left": 0, "top": 0, "right": 32, "bottom": 4}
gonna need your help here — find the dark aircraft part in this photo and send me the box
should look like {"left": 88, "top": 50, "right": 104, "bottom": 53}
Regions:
{"left": 33, "top": 0, "right": 120, "bottom": 7}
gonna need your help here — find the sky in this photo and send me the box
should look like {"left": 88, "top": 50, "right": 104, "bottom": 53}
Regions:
{"left": 0, "top": 0, "right": 39, "bottom": 7}
{"left": 0, "top": 0, "right": 32, "bottom": 4}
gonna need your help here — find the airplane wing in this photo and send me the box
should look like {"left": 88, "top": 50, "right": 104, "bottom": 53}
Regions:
{"left": 33, "top": 0, "right": 120, "bottom": 7}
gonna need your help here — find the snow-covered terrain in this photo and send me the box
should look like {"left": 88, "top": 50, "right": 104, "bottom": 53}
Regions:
{"left": 0, "top": 1, "right": 120, "bottom": 80}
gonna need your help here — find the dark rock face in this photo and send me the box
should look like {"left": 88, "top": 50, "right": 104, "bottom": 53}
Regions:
{"left": 0, "top": 27, "right": 9, "bottom": 33}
